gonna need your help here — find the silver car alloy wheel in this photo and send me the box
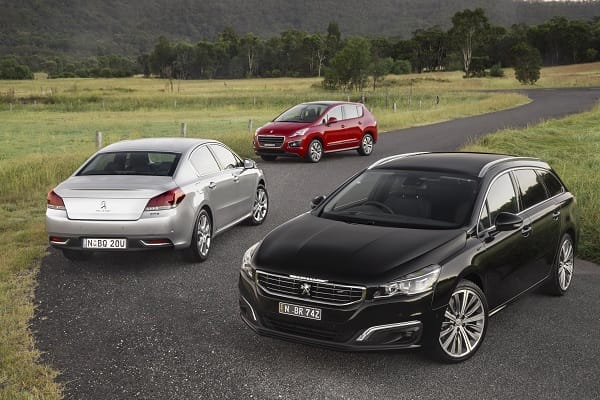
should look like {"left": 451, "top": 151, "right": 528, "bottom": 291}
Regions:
{"left": 196, "top": 213, "right": 211, "bottom": 257}
{"left": 253, "top": 187, "right": 268, "bottom": 222}
{"left": 558, "top": 238, "right": 574, "bottom": 291}
{"left": 362, "top": 134, "right": 373, "bottom": 154}
{"left": 439, "top": 288, "right": 486, "bottom": 358}
{"left": 309, "top": 140, "right": 322, "bottom": 162}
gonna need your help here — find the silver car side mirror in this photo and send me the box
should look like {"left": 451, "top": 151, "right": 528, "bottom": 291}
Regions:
{"left": 243, "top": 159, "right": 256, "bottom": 169}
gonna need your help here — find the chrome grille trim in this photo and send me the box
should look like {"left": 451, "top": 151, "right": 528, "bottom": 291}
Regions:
{"left": 257, "top": 135, "right": 285, "bottom": 148}
{"left": 256, "top": 270, "right": 366, "bottom": 306}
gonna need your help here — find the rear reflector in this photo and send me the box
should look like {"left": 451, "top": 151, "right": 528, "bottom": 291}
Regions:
{"left": 140, "top": 239, "right": 173, "bottom": 247}
{"left": 47, "top": 190, "right": 66, "bottom": 210}
{"left": 145, "top": 187, "right": 186, "bottom": 211}
{"left": 49, "top": 236, "right": 69, "bottom": 245}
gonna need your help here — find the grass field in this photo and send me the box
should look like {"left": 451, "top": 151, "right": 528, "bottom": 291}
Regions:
{"left": 463, "top": 105, "right": 600, "bottom": 264}
{"left": 0, "top": 63, "right": 598, "bottom": 399}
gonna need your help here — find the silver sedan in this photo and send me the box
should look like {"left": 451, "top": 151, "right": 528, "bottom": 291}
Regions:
{"left": 46, "top": 138, "right": 268, "bottom": 261}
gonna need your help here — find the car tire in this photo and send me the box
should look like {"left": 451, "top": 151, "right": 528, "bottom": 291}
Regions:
{"left": 357, "top": 133, "right": 374, "bottom": 156}
{"left": 306, "top": 139, "right": 323, "bottom": 163}
{"left": 260, "top": 155, "right": 277, "bottom": 162}
{"left": 62, "top": 249, "right": 92, "bottom": 261}
{"left": 544, "top": 233, "right": 574, "bottom": 296}
{"left": 247, "top": 184, "right": 269, "bottom": 225}
{"left": 428, "top": 279, "right": 488, "bottom": 363}
{"left": 185, "top": 208, "right": 212, "bottom": 262}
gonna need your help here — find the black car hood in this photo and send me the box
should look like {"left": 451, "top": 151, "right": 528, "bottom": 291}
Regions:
{"left": 255, "top": 213, "right": 466, "bottom": 285}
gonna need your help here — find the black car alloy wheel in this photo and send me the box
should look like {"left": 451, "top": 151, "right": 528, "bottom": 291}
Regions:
{"left": 432, "top": 280, "right": 488, "bottom": 362}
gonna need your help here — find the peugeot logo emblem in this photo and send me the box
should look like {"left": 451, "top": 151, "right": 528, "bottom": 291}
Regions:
{"left": 300, "top": 283, "right": 311, "bottom": 296}
{"left": 100, "top": 201, "right": 107, "bottom": 210}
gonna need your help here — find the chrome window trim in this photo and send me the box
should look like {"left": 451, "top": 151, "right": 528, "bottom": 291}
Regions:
{"left": 356, "top": 320, "right": 422, "bottom": 342}
{"left": 476, "top": 166, "right": 566, "bottom": 236}
{"left": 255, "top": 270, "right": 366, "bottom": 307}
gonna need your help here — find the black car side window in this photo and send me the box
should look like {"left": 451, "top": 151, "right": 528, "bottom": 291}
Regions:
{"left": 537, "top": 169, "right": 564, "bottom": 197}
{"left": 480, "top": 173, "right": 518, "bottom": 229}
{"left": 514, "top": 169, "right": 548, "bottom": 210}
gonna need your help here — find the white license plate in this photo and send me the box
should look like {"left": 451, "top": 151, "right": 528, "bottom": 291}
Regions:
{"left": 82, "top": 238, "right": 127, "bottom": 249}
{"left": 263, "top": 143, "right": 277, "bottom": 147}
{"left": 278, "top": 302, "right": 322, "bottom": 320}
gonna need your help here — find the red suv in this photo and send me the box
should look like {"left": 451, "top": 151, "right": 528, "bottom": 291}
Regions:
{"left": 253, "top": 101, "right": 378, "bottom": 163}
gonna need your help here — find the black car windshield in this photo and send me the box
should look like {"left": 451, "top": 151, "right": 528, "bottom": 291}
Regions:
{"left": 274, "top": 103, "right": 329, "bottom": 123}
{"left": 78, "top": 151, "right": 181, "bottom": 176}
{"left": 320, "top": 169, "right": 479, "bottom": 229}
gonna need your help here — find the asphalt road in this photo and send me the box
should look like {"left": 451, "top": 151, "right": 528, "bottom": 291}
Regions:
{"left": 33, "top": 87, "right": 600, "bottom": 400}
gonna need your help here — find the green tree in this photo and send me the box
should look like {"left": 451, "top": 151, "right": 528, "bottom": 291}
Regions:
{"left": 370, "top": 57, "right": 394, "bottom": 90}
{"left": 326, "top": 22, "right": 342, "bottom": 60}
{"left": 412, "top": 26, "right": 448, "bottom": 72}
{"left": 324, "top": 37, "right": 371, "bottom": 91}
{"left": 304, "top": 34, "right": 327, "bottom": 77}
{"left": 150, "top": 36, "right": 175, "bottom": 79}
{"left": 240, "top": 33, "right": 261, "bottom": 77}
{"left": 450, "top": 8, "right": 490, "bottom": 77}
{"left": 512, "top": 42, "right": 541, "bottom": 84}
{"left": 0, "top": 57, "right": 34, "bottom": 80}
{"left": 195, "top": 41, "right": 220, "bottom": 79}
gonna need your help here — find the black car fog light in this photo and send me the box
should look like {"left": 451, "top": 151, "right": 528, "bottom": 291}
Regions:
{"left": 288, "top": 141, "right": 302, "bottom": 148}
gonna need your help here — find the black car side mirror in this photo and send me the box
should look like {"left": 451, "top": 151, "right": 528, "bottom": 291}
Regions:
{"left": 243, "top": 159, "right": 256, "bottom": 169}
{"left": 310, "top": 195, "right": 326, "bottom": 209}
{"left": 494, "top": 212, "right": 523, "bottom": 231}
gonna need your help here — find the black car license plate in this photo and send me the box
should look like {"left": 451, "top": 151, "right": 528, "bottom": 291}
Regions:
{"left": 278, "top": 302, "right": 322, "bottom": 320}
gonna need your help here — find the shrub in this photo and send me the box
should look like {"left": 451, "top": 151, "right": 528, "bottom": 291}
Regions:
{"left": 489, "top": 63, "right": 505, "bottom": 77}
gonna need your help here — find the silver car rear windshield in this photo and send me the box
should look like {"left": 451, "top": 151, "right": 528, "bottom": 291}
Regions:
{"left": 78, "top": 151, "right": 182, "bottom": 176}
{"left": 320, "top": 169, "right": 480, "bottom": 229}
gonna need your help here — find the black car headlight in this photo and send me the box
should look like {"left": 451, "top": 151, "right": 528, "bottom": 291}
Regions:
{"left": 241, "top": 242, "right": 260, "bottom": 280}
{"left": 374, "top": 265, "right": 441, "bottom": 298}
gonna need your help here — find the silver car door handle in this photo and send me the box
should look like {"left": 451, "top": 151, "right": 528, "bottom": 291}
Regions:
{"left": 233, "top": 175, "right": 239, "bottom": 183}
{"left": 208, "top": 182, "right": 216, "bottom": 189}
{"left": 552, "top": 209, "right": 561, "bottom": 220}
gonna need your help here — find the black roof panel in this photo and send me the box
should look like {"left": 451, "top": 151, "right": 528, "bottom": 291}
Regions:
{"left": 373, "top": 152, "right": 519, "bottom": 177}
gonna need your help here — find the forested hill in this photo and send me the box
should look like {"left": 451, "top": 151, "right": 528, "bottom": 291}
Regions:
{"left": 1, "top": 0, "right": 598, "bottom": 56}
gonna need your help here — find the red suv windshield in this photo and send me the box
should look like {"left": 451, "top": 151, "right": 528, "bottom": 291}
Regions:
{"left": 273, "top": 103, "right": 329, "bottom": 123}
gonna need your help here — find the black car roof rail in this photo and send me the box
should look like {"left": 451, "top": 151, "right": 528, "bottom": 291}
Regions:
{"left": 368, "top": 152, "right": 430, "bottom": 169}
{"left": 478, "top": 156, "right": 542, "bottom": 177}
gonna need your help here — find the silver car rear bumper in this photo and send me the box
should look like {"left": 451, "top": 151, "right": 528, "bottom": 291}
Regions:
{"left": 46, "top": 208, "right": 193, "bottom": 250}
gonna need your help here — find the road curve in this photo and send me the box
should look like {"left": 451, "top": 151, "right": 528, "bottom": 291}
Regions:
{"left": 33, "top": 87, "right": 599, "bottom": 400}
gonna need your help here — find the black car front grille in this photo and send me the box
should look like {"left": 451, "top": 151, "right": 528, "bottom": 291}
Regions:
{"left": 256, "top": 271, "right": 365, "bottom": 306}
{"left": 257, "top": 135, "right": 284, "bottom": 148}
{"left": 263, "top": 317, "right": 339, "bottom": 341}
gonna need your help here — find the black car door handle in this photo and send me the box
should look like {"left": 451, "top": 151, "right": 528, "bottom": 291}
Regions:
{"left": 208, "top": 182, "right": 216, "bottom": 189}
{"left": 553, "top": 209, "right": 561, "bottom": 220}
{"left": 521, "top": 225, "right": 532, "bottom": 237}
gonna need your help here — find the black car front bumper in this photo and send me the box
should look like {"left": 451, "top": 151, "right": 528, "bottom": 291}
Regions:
{"left": 239, "top": 273, "right": 444, "bottom": 351}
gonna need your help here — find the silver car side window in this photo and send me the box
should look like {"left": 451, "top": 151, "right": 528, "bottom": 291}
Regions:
{"left": 209, "top": 145, "right": 241, "bottom": 170}
{"left": 190, "top": 146, "right": 221, "bottom": 175}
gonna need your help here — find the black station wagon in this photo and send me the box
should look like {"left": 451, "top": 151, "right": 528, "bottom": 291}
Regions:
{"left": 239, "top": 152, "right": 578, "bottom": 362}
